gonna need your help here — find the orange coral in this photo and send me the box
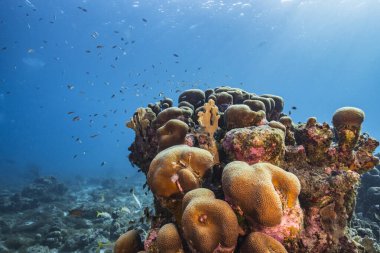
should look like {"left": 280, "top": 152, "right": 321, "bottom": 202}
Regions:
{"left": 240, "top": 232, "right": 287, "bottom": 253}
{"left": 182, "top": 188, "right": 239, "bottom": 253}
{"left": 222, "top": 161, "right": 301, "bottom": 227}
{"left": 156, "top": 223, "right": 184, "bottom": 253}
{"left": 224, "top": 104, "right": 266, "bottom": 130}
{"left": 148, "top": 145, "right": 214, "bottom": 199}
{"left": 114, "top": 230, "right": 144, "bottom": 253}
{"left": 157, "top": 119, "right": 189, "bottom": 151}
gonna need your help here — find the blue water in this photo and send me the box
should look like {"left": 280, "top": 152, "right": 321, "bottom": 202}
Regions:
{"left": 1, "top": 0, "right": 380, "bottom": 187}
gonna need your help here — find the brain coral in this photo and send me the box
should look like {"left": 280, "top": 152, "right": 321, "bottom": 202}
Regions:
{"left": 114, "top": 229, "right": 144, "bottom": 253}
{"left": 222, "top": 161, "right": 301, "bottom": 228}
{"left": 156, "top": 223, "right": 184, "bottom": 253}
{"left": 157, "top": 119, "right": 189, "bottom": 151}
{"left": 224, "top": 104, "right": 266, "bottom": 130}
{"left": 182, "top": 188, "right": 240, "bottom": 253}
{"left": 123, "top": 86, "right": 379, "bottom": 253}
{"left": 240, "top": 232, "right": 287, "bottom": 253}
{"left": 148, "top": 145, "right": 214, "bottom": 199}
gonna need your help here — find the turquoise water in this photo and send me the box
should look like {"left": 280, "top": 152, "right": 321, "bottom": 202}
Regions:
{"left": 1, "top": 0, "right": 379, "bottom": 186}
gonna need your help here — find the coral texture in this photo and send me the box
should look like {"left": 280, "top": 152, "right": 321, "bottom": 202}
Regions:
{"left": 123, "top": 86, "right": 379, "bottom": 253}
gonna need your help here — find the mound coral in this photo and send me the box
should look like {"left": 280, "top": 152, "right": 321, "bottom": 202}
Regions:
{"left": 182, "top": 188, "right": 240, "bottom": 253}
{"left": 240, "top": 232, "right": 287, "bottom": 253}
{"left": 222, "top": 125, "right": 285, "bottom": 165}
{"left": 114, "top": 230, "right": 144, "bottom": 253}
{"left": 222, "top": 161, "right": 302, "bottom": 241}
{"left": 157, "top": 119, "right": 189, "bottom": 151}
{"left": 224, "top": 104, "right": 266, "bottom": 130}
{"left": 122, "top": 86, "right": 379, "bottom": 253}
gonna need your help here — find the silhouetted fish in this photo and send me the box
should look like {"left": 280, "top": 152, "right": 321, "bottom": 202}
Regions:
{"left": 77, "top": 6, "right": 87, "bottom": 12}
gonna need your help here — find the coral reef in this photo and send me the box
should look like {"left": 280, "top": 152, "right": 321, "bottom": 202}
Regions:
{"left": 123, "top": 86, "right": 379, "bottom": 252}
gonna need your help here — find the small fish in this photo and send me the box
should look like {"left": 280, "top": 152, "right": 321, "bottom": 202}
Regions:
{"left": 77, "top": 6, "right": 87, "bottom": 12}
{"left": 67, "top": 111, "right": 75, "bottom": 115}
{"left": 91, "top": 32, "right": 99, "bottom": 39}
{"left": 72, "top": 116, "right": 80, "bottom": 121}
{"left": 27, "top": 48, "right": 34, "bottom": 53}
{"left": 73, "top": 154, "right": 78, "bottom": 159}
{"left": 100, "top": 161, "right": 106, "bottom": 166}
{"left": 96, "top": 211, "right": 112, "bottom": 219}
{"left": 173, "top": 53, "right": 179, "bottom": 57}
{"left": 132, "top": 192, "right": 142, "bottom": 208}
{"left": 112, "top": 45, "right": 117, "bottom": 49}
{"left": 90, "top": 134, "right": 99, "bottom": 138}
{"left": 96, "top": 45, "right": 104, "bottom": 48}
{"left": 110, "top": 64, "right": 116, "bottom": 69}
{"left": 85, "top": 50, "right": 91, "bottom": 53}
{"left": 142, "top": 18, "right": 147, "bottom": 23}
{"left": 67, "top": 84, "right": 74, "bottom": 90}
{"left": 68, "top": 208, "right": 84, "bottom": 218}
{"left": 96, "top": 241, "right": 114, "bottom": 253}
{"left": 120, "top": 206, "right": 131, "bottom": 213}
{"left": 291, "top": 106, "right": 297, "bottom": 110}
{"left": 95, "top": 241, "right": 115, "bottom": 253}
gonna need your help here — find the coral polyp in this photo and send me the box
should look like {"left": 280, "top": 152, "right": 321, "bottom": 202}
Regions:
{"left": 122, "top": 86, "right": 379, "bottom": 253}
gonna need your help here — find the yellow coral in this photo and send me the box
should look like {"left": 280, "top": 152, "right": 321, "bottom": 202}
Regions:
{"left": 197, "top": 99, "right": 220, "bottom": 136}
{"left": 197, "top": 99, "right": 220, "bottom": 164}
